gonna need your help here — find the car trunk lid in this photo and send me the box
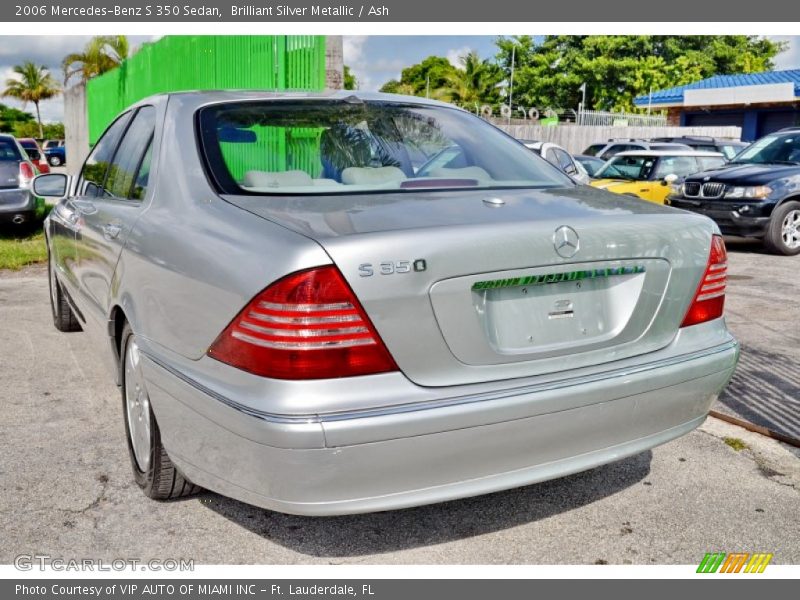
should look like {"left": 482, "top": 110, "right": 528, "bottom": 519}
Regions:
{"left": 224, "top": 186, "right": 714, "bottom": 387}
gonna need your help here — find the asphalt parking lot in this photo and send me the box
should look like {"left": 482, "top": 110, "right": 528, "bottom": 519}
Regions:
{"left": 1, "top": 242, "right": 799, "bottom": 565}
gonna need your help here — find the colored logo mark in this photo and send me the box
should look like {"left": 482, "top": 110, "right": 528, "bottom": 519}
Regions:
{"left": 697, "top": 552, "right": 773, "bottom": 573}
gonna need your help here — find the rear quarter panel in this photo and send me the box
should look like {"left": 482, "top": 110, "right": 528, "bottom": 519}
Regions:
{"left": 110, "top": 94, "right": 331, "bottom": 363}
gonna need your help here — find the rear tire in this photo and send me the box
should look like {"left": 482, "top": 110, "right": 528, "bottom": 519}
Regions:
{"left": 764, "top": 200, "right": 800, "bottom": 256}
{"left": 48, "top": 252, "right": 81, "bottom": 332}
{"left": 48, "top": 155, "right": 62, "bottom": 167}
{"left": 120, "top": 323, "right": 201, "bottom": 500}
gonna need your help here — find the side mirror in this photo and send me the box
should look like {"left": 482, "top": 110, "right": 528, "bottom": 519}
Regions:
{"left": 33, "top": 173, "right": 68, "bottom": 198}
{"left": 662, "top": 173, "right": 678, "bottom": 186}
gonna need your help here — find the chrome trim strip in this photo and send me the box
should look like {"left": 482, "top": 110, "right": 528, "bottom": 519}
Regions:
{"left": 231, "top": 330, "right": 375, "bottom": 349}
{"left": 142, "top": 355, "right": 318, "bottom": 425}
{"left": 142, "top": 339, "right": 739, "bottom": 425}
{"left": 238, "top": 320, "right": 369, "bottom": 338}
{"left": 258, "top": 300, "right": 354, "bottom": 313}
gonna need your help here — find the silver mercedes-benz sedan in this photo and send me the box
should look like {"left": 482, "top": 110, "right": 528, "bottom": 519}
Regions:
{"left": 34, "top": 91, "right": 739, "bottom": 515}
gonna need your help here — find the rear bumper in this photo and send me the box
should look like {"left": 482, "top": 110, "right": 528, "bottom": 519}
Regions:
{"left": 141, "top": 335, "right": 739, "bottom": 515}
{"left": 668, "top": 196, "right": 771, "bottom": 238}
{"left": 0, "top": 188, "right": 35, "bottom": 222}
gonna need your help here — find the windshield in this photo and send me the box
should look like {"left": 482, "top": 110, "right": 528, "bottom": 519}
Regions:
{"left": 199, "top": 100, "right": 572, "bottom": 195}
{"left": 594, "top": 155, "right": 656, "bottom": 180}
{"left": 730, "top": 134, "right": 800, "bottom": 165}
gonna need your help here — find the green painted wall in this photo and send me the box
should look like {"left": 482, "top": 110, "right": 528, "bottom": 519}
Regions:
{"left": 86, "top": 35, "right": 327, "bottom": 144}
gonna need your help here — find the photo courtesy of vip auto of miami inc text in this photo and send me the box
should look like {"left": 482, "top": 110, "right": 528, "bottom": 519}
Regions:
{"left": 0, "top": 0, "right": 799, "bottom": 597}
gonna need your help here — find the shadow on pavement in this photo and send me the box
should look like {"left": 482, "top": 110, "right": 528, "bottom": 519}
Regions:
{"left": 203, "top": 451, "right": 652, "bottom": 558}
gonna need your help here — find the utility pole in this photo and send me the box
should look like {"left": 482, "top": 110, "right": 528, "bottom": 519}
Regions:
{"left": 507, "top": 43, "right": 516, "bottom": 126}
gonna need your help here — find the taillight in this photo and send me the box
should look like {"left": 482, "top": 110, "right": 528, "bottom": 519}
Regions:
{"left": 208, "top": 265, "right": 398, "bottom": 380}
{"left": 681, "top": 235, "right": 727, "bottom": 327}
{"left": 19, "top": 162, "right": 34, "bottom": 188}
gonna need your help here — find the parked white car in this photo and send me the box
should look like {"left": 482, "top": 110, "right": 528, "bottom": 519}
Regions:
{"left": 521, "top": 140, "right": 592, "bottom": 184}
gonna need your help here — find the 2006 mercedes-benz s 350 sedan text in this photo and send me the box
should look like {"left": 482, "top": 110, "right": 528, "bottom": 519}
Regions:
{"left": 34, "top": 91, "right": 739, "bottom": 515}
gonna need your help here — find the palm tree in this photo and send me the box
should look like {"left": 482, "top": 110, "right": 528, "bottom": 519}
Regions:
{"left": 2, "top": 62, "right": 60, "bottom": 139}
{"left": 62, "top": 35, "right": 130, "bottom": 85}
{"left": 440, "top": 51, "right": 503, "bottom": 106}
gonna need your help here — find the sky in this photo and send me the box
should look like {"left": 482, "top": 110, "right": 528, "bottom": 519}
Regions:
{"left": 0, "top": 35, "right": 798, "bottom": 124}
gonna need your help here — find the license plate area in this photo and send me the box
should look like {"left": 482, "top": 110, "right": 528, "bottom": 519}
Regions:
{"left": 429, "top": 259, "right": 671, "bottom": 366}
{"left": 477, "top": 271, "right": 644, "bottom": 354}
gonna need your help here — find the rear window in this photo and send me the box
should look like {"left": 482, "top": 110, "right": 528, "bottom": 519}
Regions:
{"left": 0, "top": 139, "right": 22, "bottom": 162}
{"left": 582, "top": 143, "right": 606, "bottom": 156}
{"left": 20, "top": 142, "right": 40, "bottom": 161}
{"left": 698, "top": 156, "right": 726, "bottom": 170}
{"left": 719, "top": 144, "right": 746, "bottom": 160}
{"left": 198, "top": 100, "right": 572, "bottom": 195}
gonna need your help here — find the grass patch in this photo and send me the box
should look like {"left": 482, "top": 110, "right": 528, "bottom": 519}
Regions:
{"left": 0, "top": 227, "right": 47, "bottom": 270}
{"left": 723, "top": 436, "right": 749, "bottom": 452}
{"left": 0, "top": 199, "right": 50, "bottom": 271}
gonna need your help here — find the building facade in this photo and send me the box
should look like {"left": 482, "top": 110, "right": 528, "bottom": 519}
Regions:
{"left": 634, "top": 70, "right": 800, "bottom": 141}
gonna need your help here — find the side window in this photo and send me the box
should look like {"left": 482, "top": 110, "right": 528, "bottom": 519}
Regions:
{"left": 131, "top": 143, "right": 153, "bottom": 201}
{"left": 78, "top": 112, "right": 131, "bottom": 197}
{"left": 555, "top": 149, "right": 576, "bottom": 173}
{"left": 544, "top": 147, "right": 560, "bottom": 167}
{"left": 105, "top": 106, "right": 156, "bottom": 200}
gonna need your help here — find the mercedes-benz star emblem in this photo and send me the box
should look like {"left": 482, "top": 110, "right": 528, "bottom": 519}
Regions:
{"left": 553, "top": 225, "right": 580, "bottom": 258}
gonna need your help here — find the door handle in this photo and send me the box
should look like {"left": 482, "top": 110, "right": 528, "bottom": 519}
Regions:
{"left": 72, "top": 200, "right": 98, "bottom": 215}
{"left": 102, "top": 223, "right": 122, "bottom": 240}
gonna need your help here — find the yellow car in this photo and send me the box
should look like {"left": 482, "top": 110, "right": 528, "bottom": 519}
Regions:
{"left": 591, "top": 150, "right": 726, "bottom": 203}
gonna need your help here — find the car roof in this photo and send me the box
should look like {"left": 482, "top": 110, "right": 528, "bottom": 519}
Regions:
{"left": 613, "top": 150, "right": 725, "bottom": 157}
{"left": 130, "top": 89, "right": 461, "bottom": 111}
{"left": 652, "top": 136, "right": 743, "bottom": 143}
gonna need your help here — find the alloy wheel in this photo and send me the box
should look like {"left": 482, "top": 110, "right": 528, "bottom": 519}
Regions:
{"left": 124, "top": 338, "right": 152, "bottom": 472}
{"left": 781, "top": 209, "right": 800, "bottom": 250}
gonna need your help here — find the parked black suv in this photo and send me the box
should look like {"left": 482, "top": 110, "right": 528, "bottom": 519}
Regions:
{"left": 667, "top": 128, "right": 800, "bottom": 255}
{"left": 651, "top": 136, "right": 748, "bottom": 160}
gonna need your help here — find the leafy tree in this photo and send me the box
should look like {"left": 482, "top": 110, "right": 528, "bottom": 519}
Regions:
{"left": 343, "top": 65, "right": 358, "bottom": 90}
{"left": 0, "top": 103, "right": 34, "bottom": 133}
{"left": 62, "top": 35, "right": 129, "bottom": 85}
{"left": 379, "top": 56, "right": 457, "bottom": 97}
{"left": 2, "top": 62, "right": 60, "bottom": 139}
{"left": 13, "top": 120, "right": 64, "bottom": 140}
{"left": 495, "top": 35, "right": 787, "bottom": 112}
{"left": 378, "top": 80, "right": 417, "bottom": 95}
